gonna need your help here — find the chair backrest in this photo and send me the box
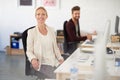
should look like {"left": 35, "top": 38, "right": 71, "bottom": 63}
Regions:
{"left": 63, "top": 21, "right": 68, "bottom": 53}
{"left": 63, "top": 20, "right": 80, "bottom": 56}
{"left": 63, "top": 21, "right": 68, "bottom": 42}
{"left": 22, "top": 26, "right": 35, "bottom": 75}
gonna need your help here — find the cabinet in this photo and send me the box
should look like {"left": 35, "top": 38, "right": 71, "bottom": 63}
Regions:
{"left": 6, "top": 34, "right": 24, "bottom": 55}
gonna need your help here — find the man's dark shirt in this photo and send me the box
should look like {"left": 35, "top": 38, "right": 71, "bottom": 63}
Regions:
{"left": 66, "top": 19, "right": 87, "bottom": 42}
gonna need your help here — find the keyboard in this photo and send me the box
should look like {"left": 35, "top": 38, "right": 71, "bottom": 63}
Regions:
{"left": 85, "top": 38, "right": 96, "bottom": 44}
{"left": 80, "top": 38, "right": 96, "bottom": 53}
{"left": 86, "top": 40, "right": 95, "bottom": 44}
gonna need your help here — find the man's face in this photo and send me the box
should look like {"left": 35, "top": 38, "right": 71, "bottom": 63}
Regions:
{"left": 72, "top": 10, "right": 80, "bottom": 21}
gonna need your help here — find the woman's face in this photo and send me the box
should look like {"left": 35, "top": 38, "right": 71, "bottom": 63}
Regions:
{"left": 35, "top": 9, "right": 48, "bottom": 24}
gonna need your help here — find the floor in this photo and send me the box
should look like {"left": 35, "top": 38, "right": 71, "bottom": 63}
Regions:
{"left": 0, "top": 52, "right": 37, "bottom": 80}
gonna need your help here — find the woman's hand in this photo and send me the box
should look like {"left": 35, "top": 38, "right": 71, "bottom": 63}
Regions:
{"left": 59, "top": 58, "right": 64, "bottom": 64}
{"left": 31, "top": 58, "right": 39, "bottom": 70}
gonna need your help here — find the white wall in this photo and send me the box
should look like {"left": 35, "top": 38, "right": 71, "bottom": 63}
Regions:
{"left": 0, "top": 0, "right": 120, "bottom": 51}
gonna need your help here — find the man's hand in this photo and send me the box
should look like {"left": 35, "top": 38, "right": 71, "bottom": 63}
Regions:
{"left": 92, "top": 31, "right": 97, "bottom": 35}
{"left": 87, "top": 34, "right": 92, "bottom": 40}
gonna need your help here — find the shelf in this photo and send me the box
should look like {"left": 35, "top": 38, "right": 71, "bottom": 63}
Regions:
{"left": 5, "top": 46, "right": 24, "bottom": 55}
{"left": 56, "top": 36, "right": 64, "bottom": 54}
{"left": 6, "top": 34, "right": 24, "bottom": 55}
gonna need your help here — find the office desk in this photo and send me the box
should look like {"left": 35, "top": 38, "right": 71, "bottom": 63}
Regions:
{"left": 54, "top": 48, "right": 120, "bottom": 80}
{"left": 80, "top": 39, "right": 120, "bottom": 53}
{"left": 54, "top": 48, "right": 93, "bottom": 80}
{"left": 107, "top": 42, "right": 120, "bottom": 50}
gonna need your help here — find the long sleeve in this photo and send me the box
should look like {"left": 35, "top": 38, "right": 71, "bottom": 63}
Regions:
{"left": 26, "top": 29, "right": 37, "bottom": 62}
{"left": 66, "top": 19, "right": 87, "bottom": 42}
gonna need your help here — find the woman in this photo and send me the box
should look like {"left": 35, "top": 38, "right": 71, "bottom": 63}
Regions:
{"left": 26, "top": 6, "right": 64, "bottom": 79}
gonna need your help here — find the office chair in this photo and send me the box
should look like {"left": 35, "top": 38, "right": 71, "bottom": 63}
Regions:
{"left": 63, "top": 21, "right": 68, "bottom": 53}
{"left": 62, "top": 21, "right": 70, "bottom": 60}
{"left": 63, "top": 21, "right": 78, "bottom": 57}
{"left": 22, "top": 26, "right": 46, "bottom": 80}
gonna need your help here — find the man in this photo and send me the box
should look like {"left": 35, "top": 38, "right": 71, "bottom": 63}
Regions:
{"left": 64, "top": 6, "right": 95, "bottom": 54}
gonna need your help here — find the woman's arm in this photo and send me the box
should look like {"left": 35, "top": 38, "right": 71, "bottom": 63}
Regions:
{"left": 26, "top": 29, "right": 39, "bottom": 70}
{"left": 26, "top": 29, "right": 36, "bottom": 62}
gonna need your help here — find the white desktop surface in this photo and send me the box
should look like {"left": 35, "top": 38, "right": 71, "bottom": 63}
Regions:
{"left": 55, "top": 48, "right": 93, "bottom": 73}
{"left": 106, "top": 54, "right": 120, "bottom": 76}
{"left": 54, "top": 48, "right": 94, "bottom": 80}
{"left": 80, "top": 47, "right": 94, "bottom": 53}
{"left": 54, "top": 48, "right": 120, "bottom": 80}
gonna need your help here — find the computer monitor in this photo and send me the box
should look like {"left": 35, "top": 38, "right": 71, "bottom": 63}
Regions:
{"left": 93, "top": 20, "right": 111, "bottom": 80}
{"left": 115, "top": 16, "right": 120, "bottom": 35}
{"left": 104, "top": 20, "right": 111, "bottom": 43}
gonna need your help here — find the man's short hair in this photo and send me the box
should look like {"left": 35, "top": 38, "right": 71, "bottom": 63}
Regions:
{"left": 71, "top": 6, "right": 80, "bottom": 13}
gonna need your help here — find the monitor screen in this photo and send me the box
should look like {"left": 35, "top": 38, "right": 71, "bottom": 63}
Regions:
{"left": 115, "top": 16, "right": 120, "bottom": 35}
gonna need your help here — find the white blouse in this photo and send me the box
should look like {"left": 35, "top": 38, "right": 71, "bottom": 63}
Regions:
{"left": 39, "top": 28, "right": 56, "bottom": 66}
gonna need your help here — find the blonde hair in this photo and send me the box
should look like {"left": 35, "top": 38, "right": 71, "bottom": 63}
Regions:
{"left": 35, "top": 6, "right": 48, "bottom": 16}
